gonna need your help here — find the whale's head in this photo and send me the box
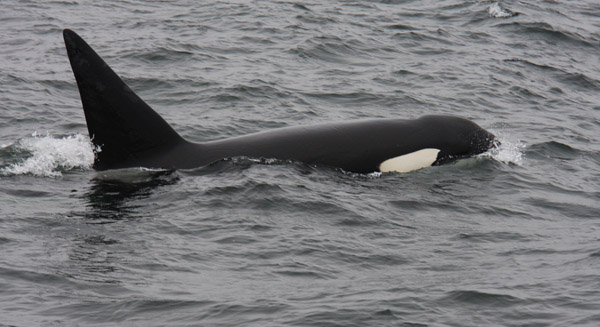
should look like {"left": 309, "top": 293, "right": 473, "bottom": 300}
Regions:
{"left": 377, "top": 115, "right": 498, "bottom": 173}
{"left": 419, "top": 115, "right": 497, "bottom": 166}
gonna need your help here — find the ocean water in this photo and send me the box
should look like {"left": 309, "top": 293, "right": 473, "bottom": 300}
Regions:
{"left": 1, "top": 1, "right": 599, "bottom": 326}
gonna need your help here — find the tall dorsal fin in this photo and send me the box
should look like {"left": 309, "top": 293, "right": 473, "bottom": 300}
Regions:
{"left": 63, "top": 29, "right": 185, "bottom": 170}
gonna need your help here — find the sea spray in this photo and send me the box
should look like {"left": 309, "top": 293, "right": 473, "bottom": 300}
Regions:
{"left": 483, "top": 130, "right": 525, "bottom": 165}
{"left": 0, "top": 133, "right": 95, "bottom": 177}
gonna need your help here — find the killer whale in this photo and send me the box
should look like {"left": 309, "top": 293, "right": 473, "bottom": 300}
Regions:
{"left": 63, "top": 29, "right": 496, "bottom": 174}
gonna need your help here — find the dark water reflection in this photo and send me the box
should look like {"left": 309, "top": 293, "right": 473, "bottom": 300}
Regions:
{"left": 54, "top": 170, "right": 181, "bottom": 287}
{"left": 81, "top": 169, "right": 180, "bottom": 222}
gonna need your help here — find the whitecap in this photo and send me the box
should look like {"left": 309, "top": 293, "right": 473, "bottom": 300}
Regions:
{"left": 0, "top": 132, "right": 96, "bottom": 177}
{"left": 488, "top": 2, "right": 514, "bottom": 18}
{"left": 481, "top": 131, "right": 525, "bottom": 166}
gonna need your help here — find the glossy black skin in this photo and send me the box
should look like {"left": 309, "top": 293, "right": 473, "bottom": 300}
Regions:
{"left": 63, "top": 29, "right": 496, "bottom": 174}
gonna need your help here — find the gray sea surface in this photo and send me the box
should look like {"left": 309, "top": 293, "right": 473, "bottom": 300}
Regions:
{"left": 1, "top": 1, "right": 599, "bottom": 326}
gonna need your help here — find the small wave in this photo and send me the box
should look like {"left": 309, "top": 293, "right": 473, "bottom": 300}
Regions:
{"left": 482, "top": 131, "right": 525, "bottom": 165}
{"left": 505, "top": 58, "right": 600, "bottom": 91}
{"left": 527, "top": 141, "right": 579, "bottom": 160}
{"left": 0, "top": 132, "right": 95, "bottom": 177}
{"left": 488, "top": 2, "right": 516, "bottom": 18}
{"left": 442, "top": 289, "right": 523, "bottom": 306}
{"left": 93, "top": 167, "right": 175, "bottom": 184}
{"left": 498, "top": 22, "right": 595, "bottom": 49}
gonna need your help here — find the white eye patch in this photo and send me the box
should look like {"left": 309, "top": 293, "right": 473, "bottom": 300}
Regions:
{"left": 379, "top": 148, "right": 440, "bottom": 173}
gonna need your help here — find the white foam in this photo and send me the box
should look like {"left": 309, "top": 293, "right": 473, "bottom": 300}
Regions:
{"left": 482, "top": 131, "right": 525, "bottom": 166}
{"left": 488, "top": 2, "right": 513, "bottom": 18}
{"left": 1, "top": 132, "right": 96, "bottom": 177}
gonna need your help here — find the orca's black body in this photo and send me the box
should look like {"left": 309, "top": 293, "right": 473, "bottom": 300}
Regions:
{"left": 63, "top": 29, "right": 496, "bottom": 174}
